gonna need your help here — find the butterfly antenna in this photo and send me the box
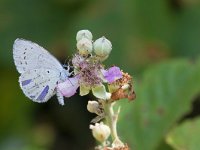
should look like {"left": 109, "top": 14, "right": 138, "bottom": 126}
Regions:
{"left": 63, "top": 56, "right": 71, "bottom": 67}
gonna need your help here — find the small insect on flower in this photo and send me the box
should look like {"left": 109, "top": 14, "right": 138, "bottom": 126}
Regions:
{"left": 13, "top": 39, "right": 76, "bottom": 105}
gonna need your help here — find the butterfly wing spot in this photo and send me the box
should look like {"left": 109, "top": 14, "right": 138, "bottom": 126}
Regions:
{"left": 37, "top": 85, "right": 49, "bottom": 101}
{"left": 30, "top": 95, "right": 35, "bottom": 99}
{"left": 21, "top": 79, "right": 32, "bottom": 86}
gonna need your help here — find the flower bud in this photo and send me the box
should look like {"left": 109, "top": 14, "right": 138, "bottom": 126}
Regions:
{"left": 93, "top": 37, "right": 112, "bottom": 58}
{"left": 87, "top": 101, "right": 100, "bottom": 114}
{"left": 90, "top": 122, "right": 111, "bottom": 143}
{"left": 76, "top": 30, "right": 93, "bottom": 41}
{"left": 77, "top": 38, "right": 93, "bottom": 56}
{"left": 97, "top": 55, "right": 109, "bottom": 62}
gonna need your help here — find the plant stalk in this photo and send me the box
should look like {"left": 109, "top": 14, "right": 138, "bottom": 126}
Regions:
{"left": 102, "top": 101, "right": 124, "bottom": 148}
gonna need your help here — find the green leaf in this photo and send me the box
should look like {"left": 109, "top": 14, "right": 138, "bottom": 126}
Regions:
{"left": 80, "top": 84, "right": 90, "bottom": 96}
{"left": 166, "top": 118, "right": 200, "bottom": 150}
{"left": 92, "top": 84, "right": 110, "bottom": 100}
{"left": 118, "top": 58, "right": 200, "bottom": 150}
{"left": 156, "top": 140, "right": 174, "bottom": 150}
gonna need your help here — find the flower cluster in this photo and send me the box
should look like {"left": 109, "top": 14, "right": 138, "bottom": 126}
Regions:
{"left": 58, "top": 30, "right": 134, "bottom": 101}
{"left": 57, "top": 30, "right": 135, "bottom": 150}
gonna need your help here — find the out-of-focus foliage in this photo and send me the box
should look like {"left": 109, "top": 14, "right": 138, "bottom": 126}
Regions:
{"left": 167, "top": 118, "right": 200, "bottom": 150}
{"left": 0, "top": 0, "right": 200, "bottom": 149}
{"left": 118, "top": 58, "right": 200, "bottom": 150}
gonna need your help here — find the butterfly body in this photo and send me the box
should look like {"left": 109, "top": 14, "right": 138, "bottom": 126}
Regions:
{"left": 13, "top": 38, "right": 69, "bottom": 105}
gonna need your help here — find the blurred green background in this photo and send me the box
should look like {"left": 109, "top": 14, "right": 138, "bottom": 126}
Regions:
{"left": 0, "top": 0, "right": 200, "bottom": 150}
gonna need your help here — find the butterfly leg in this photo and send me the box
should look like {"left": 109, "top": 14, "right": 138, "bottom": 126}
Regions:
{"left": 56, "top": 89, "right": 65, "bottom": 105}
{"left": 66, "top": 64, "right": 74, "bottom": 75}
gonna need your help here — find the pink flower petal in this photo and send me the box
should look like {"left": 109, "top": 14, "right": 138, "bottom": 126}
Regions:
{"left": 102, "top": 66, "right": 122, "bottom": 83}
{"left": 57, "top": 76, "right": 80, "bottom": 97}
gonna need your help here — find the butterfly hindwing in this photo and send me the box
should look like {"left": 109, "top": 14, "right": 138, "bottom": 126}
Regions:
{"left": 13, "top": 39, "right": 70, "bottom": 105}
{"left": 13, "top": 38, "right": 63, "bottom": 74}
{"left": 19, "top": 68, "right": 60, "bottom": 103}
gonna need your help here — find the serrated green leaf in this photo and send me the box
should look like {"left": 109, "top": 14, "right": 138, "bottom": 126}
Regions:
{"left": 118, "top": 58, "right": 200, "bottom": 150}
{"left": 166, "top": 118, "right": 200, "bottom": 150}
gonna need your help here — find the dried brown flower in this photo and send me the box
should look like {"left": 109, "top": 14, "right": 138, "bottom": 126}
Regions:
{"left": 110, "top": 72, "right": 136, "bottom": 101}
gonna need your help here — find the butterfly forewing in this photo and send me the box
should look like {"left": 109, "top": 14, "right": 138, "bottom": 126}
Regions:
{"left": 19, "top": 68, "right": 60, "bottom": 103}
{"left": 13, "top": 38, "right": 63, "bottom": 74}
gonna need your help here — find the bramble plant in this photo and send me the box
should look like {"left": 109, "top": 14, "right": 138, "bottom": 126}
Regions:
{"left": 60, "top": 30, "right": 136, "bottom": 150}
{"left": 14, "top": 29, "right": 135, "bottom": 150}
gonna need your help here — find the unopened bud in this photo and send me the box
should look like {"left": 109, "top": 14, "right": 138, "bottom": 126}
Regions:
{"left": 76, "top": 30, "right": 93, "bottom": 41}
{"left": 90, "top": 122, "right": 111, "bottom": 143}
{"left": 87, "top": 101, "right": 100, "bottom": 114}
{"left": 77, "top": 38, "right": 93, "bottom": 55}
{"left": 93, "top": 37, "right": 112, "bottom": 58}
{"left": 97, "top": 55, "right": 109, "bottom": 62}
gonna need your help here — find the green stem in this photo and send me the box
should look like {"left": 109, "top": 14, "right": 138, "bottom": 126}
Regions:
{"left": 103, "top": 102, "right": 118, "bottom": 140}
{"left": 103, "top": 101, "right": 123, "bottom": 145}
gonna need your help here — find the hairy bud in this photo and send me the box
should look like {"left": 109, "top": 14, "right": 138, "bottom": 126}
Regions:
{"left": 93, "top": 37, "right": 112, "bottom": 59}
{"left": 90, "top": 122, "right": 111, "bottom": 143}
{"left": 76, "top": 30, "right": 93, "bottom": 41}
{"left": 77, "top": 38, "right": 93, "bottom": 55}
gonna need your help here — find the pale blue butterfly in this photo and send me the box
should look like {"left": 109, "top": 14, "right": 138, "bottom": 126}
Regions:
{"left": 13, "top": 39, "right": 70, "bottom": 105}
